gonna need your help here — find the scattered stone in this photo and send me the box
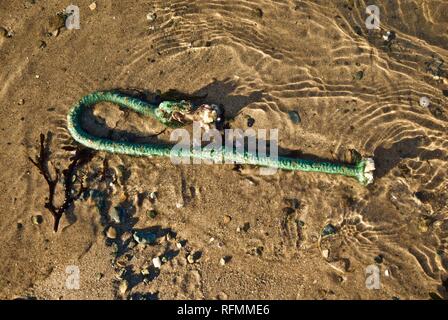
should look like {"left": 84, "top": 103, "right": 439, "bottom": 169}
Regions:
{"left": 322, "top": 249, "right": 329, "bottom": 259}
{"left": 118, "top": 280, "right": 128, "bottom": 295}
{"left": 374, "top": 254, "right": 383, "bottom": 264}
{"left": 186, "top": 252, "right": 200, "bottom": 264}
{"left": 149, "top": 191, "right": 157, "bottom": 202}
{"left": 121, "top": 232, "right": 132, "bottom": 242}
{"left": 152, "top": 256, "right": 162, "bottom": 269}
{"left": 321, "top": 224, "right": 337, "bottom": 237}
{"left": 133, "top": 230, "right": 157, "bottom": 244}
{"left": 176, "top": 242, "right": 183, "bottom": 249}
{"left": 247, "top": 116, "right": 255, "bottom": 127}
{"left": 109, "top": 206, "right": 123, "bottom": 223}
{"left": 31, "top": 215, "right": 43, "bottom": 225}
{"left": 383, "top": 31, "right": 396, "bottom": 42}
{"left": 419, "top": 96, "right": 430, "bottom": 108}
{"left": 354, "top": 70, "right": 364, "bottom": 80}
{"left": 147, "top": 209, "right": 157, "bottom": 219}
{"left": 18, "top": 99, "right": 25, "bottom": 105}
{"left": 288, "top": 111, "right": 301, "bottom": 124}
{"left": 141, "top": 267, "right": 149, "bottom": 276}
{"left": 106, "top": 226, "right": 117, "bottom": 239}
{"left": 187, "top": 254, "right": 195, "bottom": 264}
{"left": 96, "top": 273, "right": 103, "bottom": 280}
{"left": 166, "top": 233, "right": 173, "bottom": 241}
{"left": 35, "top": 74, "right": 40, "bottom": 79}
{"left": 384, "top": 269, "right": 390, "bottom": 277}
{"left": 39, "top": 40, "right": 47, "bottom": 49}
{"left": 89, "top": 2, "right": 97, "bottom": 11}
{"left": 146, "top": 12, "right": 157, "bottom": 22}
{"left": 220, "top": 256, "right": 231, "bottom": 266}
{"left": 242, "top": 222, "right": 250, "bottom": 232}
{"left": 223, "top": 215, "right": 232, "bottom": 224}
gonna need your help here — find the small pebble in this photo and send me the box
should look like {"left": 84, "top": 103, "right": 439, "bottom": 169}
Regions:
{"left": 322, "top": 249, "right": 329, "bottom": 259}
{"left": 147, "top": 209, "right": 157, "bottom": 219}
{"left": 31, "top": 215, "right": 43, "bottom": 225}
{"left": 419, "top": 96, "right": 430, "bottom": 108}
{"left": 35, "top": 74, "right": 40, "bottom": 79}
{"left": 247, "top": 116, "right": 255, "bottom": 127}
{"left": 383, "top": 31, "right": 396, "bottom": 42}
{"left": 321, "top": 224, "right": 337, "bottom": 237}
{"left": 288, "top": 111, "right": 301, "bottom": 124}
{"left": 149, "top": 191, "right": 157, "bottom": 201}
{"left": 89, "top": 2, "right": 97, "bottom": 10}
{"left": 374, "top": 254, "right": 383, "bottom": 264}
{"left": 121, "top": 232, "right": 132, "bottom": 242}
{"left": 146, "top": 12, "right": 157, "bottom": 22}
{"left": 354, "top": 70, "right": 364, "bottom": 80}
{"left": 220, "top": 256, "right": 231, "bottom": 266}
{"left": 384, "top": 269, "right": 390, "bottom": 277}
{"left": 106, "top": 226, "right": 117, "bottom": 239}
{"left": 176, "top": 242, "right": 183, "bottom": 249}
{"left": 109, "top": 206, "right": 123, "bottom": 223}
{"left": 152, "top": 256, "right": 162, "bottom": 268}
{"left": 118, "top": 280, "right": 128, "bottom": 295}
{"left": 223, "top": 215, "right": 232, "bottom": 224}
{"left": 141, "top": 267, "right": 149, "bottom": 276}
{"left": 18, "top": 99, "right": 25, "bottom": 105}
{"left": 187, "top": 254, "right": 196, "bottom": 264}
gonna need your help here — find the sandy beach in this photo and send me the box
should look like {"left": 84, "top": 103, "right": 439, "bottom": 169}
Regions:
{"left": 0, "top": 0, "right": 447, "bottom": 300}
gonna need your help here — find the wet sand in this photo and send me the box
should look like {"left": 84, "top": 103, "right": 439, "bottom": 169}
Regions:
{"left": 0, "top": 0, "right": 447, "bottom": 299}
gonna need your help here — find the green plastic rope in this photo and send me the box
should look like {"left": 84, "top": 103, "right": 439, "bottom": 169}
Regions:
{"left": 67, "top": 91, "right": 375, "bottom": 185}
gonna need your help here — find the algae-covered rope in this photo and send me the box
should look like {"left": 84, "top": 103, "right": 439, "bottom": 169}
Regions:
{"left": 67, "top": 91, "right": 375, "bottom": 185}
